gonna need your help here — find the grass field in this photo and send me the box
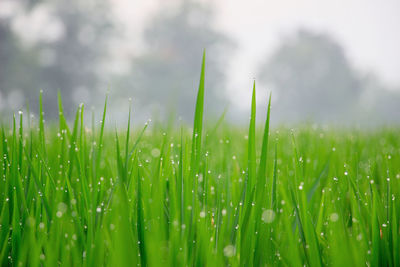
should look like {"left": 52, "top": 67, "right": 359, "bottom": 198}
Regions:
{"left": 1, "top": 53, "right": 400, "bottom": 266}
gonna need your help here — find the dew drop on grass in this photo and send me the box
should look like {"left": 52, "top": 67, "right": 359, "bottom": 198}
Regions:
{"left": 199, "top": 211, "right": 206, "bottom": 218}
{"left": 223, "top": 245, "right": 236, "bottom": 257}
{"left": 221, "top": 209, "right": 227, "bottom": 216}
{"left": 330, "top": 213, "right": 339, "bottom": 222}
{"left": 151, "top": 148, "right": 160, "bottom": 157}
{"left": 262, "top": 209, "right": 276, "bottom": 223}
{"left": 298, "top": 182, "right": 304, "bottom": 190}
{"left": 57, "top": 202, "right": 67, "bottom": 213}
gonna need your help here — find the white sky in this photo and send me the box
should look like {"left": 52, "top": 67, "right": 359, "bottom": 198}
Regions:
{"left": 111, "top": 0, "right": 400, "bottom": 109}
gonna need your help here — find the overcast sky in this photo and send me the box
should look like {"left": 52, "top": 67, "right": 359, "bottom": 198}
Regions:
{"left": 112, "top": 0, "right": 400, "bottom": 109}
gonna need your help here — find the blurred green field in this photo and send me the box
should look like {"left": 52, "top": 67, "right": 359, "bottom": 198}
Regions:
{"left": 1, "top": 54, "right": 400, "bottom": 266}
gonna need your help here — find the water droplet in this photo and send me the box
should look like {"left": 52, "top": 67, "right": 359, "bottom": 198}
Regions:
{"left": 221, "top": 209, "right": 227, "bottom": 216}
{"left": 262, "top": 209, "right": 276, "bottom": 223}
{"left": 57, "top": 202, "right": 67, "bottom": 213}
{"left": 223, "top": 245, "right": 236, "bottom": 257}
{"left": 330, "top": 213, "right": 339, "bottom": 222}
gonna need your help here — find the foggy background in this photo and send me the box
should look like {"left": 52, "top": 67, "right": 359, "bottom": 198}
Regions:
{"left": 1, "top": 0, "right": 399, "bottom": 125}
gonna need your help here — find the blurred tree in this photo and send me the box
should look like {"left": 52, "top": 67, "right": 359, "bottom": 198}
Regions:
{"left": 357, "top": 73, "right": 400, "bottom": 124}
{"left": 258, "top": 29, "right": 363, "bottom": 122}
{"left": 0, "top": 9, "right": 40, "bottom": 111}
{"left": 117, "top": 0, "right": 235, "bottom": 120}
{"left": 0, "top": 0, "right": 113, "bottom": 116}
{"left": 35, "top": 0, "right": 113, "bottom": 115}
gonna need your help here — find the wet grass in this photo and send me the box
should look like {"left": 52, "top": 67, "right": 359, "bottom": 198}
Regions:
{"left": 1, "top": 53, "right": 400, "bottom": 266}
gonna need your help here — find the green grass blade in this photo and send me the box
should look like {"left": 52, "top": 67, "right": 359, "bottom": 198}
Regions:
{"left": 247, "top": 81, "right": 256, "bottom": 192}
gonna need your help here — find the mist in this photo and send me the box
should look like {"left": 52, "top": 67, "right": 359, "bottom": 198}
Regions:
{"left": 0, "top": 0, "right": 399, "bottom": 126}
